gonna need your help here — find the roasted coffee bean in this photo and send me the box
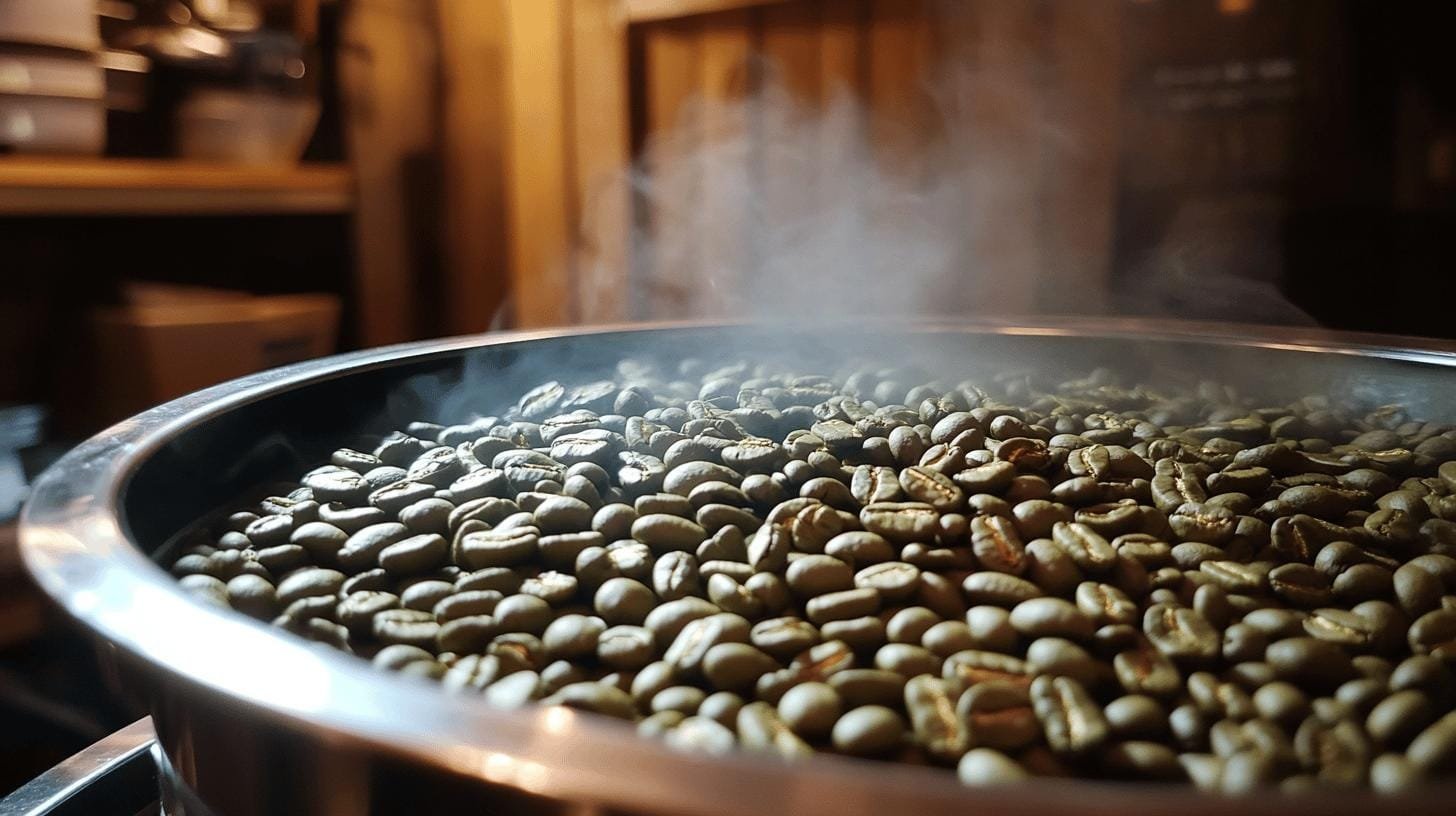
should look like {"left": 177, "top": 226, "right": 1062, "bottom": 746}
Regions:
{"left": 854, "top": 562, "right": 921, "bottom": 601}
{"left": 379, "top": 533, "right": 448, "bottom": 575}
{"left": 860, "top": 502, "right": 939, "bottom": 544}
{"left": 1144, "top": 603, "right": 1219, "bottom": 663}
{"left": 632, "top": 514, "right": 707, "bottom": 553}
{"left": 970, "top": 515, "right": 1028, "bottom": 575}
{"left": 785, "top": 554, "right": 854, "bottom": 598}
{"left": 904, "top": 675, "right": 969, "bottom": 762}
{"left": 832, "top": 705, "right": 905, "bottom": 756}
{"left": 665, "top": 613, "right": 751, "bottom": 676}
{"left": 1406, "top": 712, "right": 1456, "bottom": 772}
{"left": 1407, "top": 608, "right": 1456, "bottom": 657}
{"left": 957, "top": 748, "right": 1031, "bottom": 786}
{"left": 650, "top": 551, "right": 701, "bottom": 601}
{"left": 776, "top": 681, "right": 843, "bottom": 740}
{"left": 1031, "top": 674, "right": 1108, "bottom": 756}
{"left": 851, "top": 465, "right": 903, "bottom": 505}
{"left": 1114, "top": 636, "right": 1183, "bottom": 697}
{"left": 433, "top": 589, "right": 502, "bottom": 622}
{"left": 737, "top": 701, "right": 814, "bottom": 759}
{"left": 806, "top": 588, "right": 880, "bottom": 626}
{"left": 1009, "top": 598, "right": 1094, "bottom": 640}
{"left": 1267, "top": 637, "right": 1355, "bottom": 690}
{"left": 456, "top": 527, "right": 538, "bottom": 570}
{"left": 898, "top": 466, "right": 964, "bottom": 512}
{"left": 174, "top": 359, "right": 1456, "bottom": 791}
{"left": 1050, "top": 522, "right": 1116, "bottom": 573}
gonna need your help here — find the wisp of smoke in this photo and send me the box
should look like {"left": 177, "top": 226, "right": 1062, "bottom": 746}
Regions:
{"left": 572, "top": 18, "right": 1315, "bottom": 329}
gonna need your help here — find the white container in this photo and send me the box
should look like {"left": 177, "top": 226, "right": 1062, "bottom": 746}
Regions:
{"left": 0, "top": 94, "right": 104, "bottom": 154}
{"left": 0, "top": 48, "right": 104, "bottom": 99}
{"left": 0, "top": 0, "right": 100, "bottom": 52}
{"left": 176, "top": 88, "right": 319, "bottom": 164}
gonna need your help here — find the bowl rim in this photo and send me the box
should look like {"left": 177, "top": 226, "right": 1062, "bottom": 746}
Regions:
{"left": 20, "top": 317, "right": 1456, "bottom": 815}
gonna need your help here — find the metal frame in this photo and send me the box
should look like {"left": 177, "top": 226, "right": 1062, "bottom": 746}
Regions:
{"left": 18, "top": 319, "right": 1456, "bottom": 815}
{"left": 0, "top": 719, "right": 157, "bottom": 816}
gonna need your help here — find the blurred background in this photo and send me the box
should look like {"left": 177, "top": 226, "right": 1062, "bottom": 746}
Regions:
{"left": 1, "top": 0, "right": 1453, "bottom": 795}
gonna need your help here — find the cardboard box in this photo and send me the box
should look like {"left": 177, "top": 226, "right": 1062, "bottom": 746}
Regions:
{"left": 89, "top": 291, "right": 340, "bottom": 424}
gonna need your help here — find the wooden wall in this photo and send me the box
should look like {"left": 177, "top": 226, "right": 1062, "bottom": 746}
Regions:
{"left": 431, "top": 0, "right": 1125, "bottom": 329}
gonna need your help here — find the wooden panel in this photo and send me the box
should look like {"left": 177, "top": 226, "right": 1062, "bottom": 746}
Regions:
{"left": 339, "top": 0, "right": 435, "bottom": 345}
{"left": 696, "top": 9, "right": 755, "bottom": 316}
{"left": 436, "top": 0, "right": 510, "bottom": 334}
{"left": 502, "top": 0, "right": 574, "bottom": 327}
{"left": 567, "top": 0, "right": 633, "bottom": 324}
{"left": 943, "top": 0, "right": 1043, "bottom": 316}
{"left": 759, "top": 1, "right": 821, "bottom": 251}
{"left": 638, "top": 19, "right": 704, "bottom": 318}
{"left": 1038, "top": 0, "right": 1123, "bottom": 314}
{"left": 761, "top": 2, "right": 821, "bottom": 103}
{"left": 865, "top": 0, "right": 936, "bottom": 174}
{"left": 817, "top": 0, "right": 865, "bottom": 97}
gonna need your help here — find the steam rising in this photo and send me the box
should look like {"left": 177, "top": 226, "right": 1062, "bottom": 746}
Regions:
{"left": 572, "top": 22, "right": 1313, "bottom": 327}
{"left": 398, "top": 14, "right": 1328, "bottom": 428}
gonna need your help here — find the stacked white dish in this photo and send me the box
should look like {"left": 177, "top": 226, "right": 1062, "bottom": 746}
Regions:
{"left": 0, "top": 0, "right": 104, "bottom": 154}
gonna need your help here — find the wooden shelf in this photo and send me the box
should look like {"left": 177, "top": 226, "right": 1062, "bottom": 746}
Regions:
{"left": 0, "top": 159, "right": 354, "bottom": 216}
{"left": 625, "top": 0, "right": 793, "bottom": 24}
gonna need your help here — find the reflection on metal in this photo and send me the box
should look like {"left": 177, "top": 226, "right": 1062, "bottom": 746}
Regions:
{"left": 0, "top": 718, "right": 156, "bottom": 816}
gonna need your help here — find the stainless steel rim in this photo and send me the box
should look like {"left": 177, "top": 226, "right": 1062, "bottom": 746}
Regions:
{"left": 20, "top": 318, "right": 1456, "bottom": 815}
{"left": 0, "top": 718, "right": 157, "bottom": 816}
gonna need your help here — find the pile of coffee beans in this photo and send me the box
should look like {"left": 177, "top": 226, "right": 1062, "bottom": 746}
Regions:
{"left": 170, "top": 356, "right": 1456, "bottom": 792}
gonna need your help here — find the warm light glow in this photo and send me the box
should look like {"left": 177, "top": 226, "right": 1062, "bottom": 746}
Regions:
{"left": 542, "top": 705, "right": 575, "bottom": 735}
{"left": 1219, "top": 0, "right": 1255, "bottom": 15}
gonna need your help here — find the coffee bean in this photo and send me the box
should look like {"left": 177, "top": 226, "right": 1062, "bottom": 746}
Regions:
{"left": 632, "top": 514, "right": 707, "bottom": 553}
{"left": 379, "top": 533, "right": 448, "bottom": 575}
{"left": 785, "top": 554, "right": 854, "bottom": 598}
{"left": 1367, "top": 689, "right": 1435, "bottom": 749}
{"left": 1027, "top": 637, "right": 1102, "bottom": 687}
{"left": 860, "top": 502, "right": 939, "bottom": 544}
{"left": 651, "top": 551, "right": 701, "bottom": 601}
{"left": 1105, "top": 694, "right": 1167, "bottom": 740}
{"left": 957, "top": 748, "right": 1030, "bottom": 786}
{"left": 1144, "top": 603, "right": 1219, "bottom": 662}
{"left": 541, "top": 614, "right": 606, "bottom": 661}
{"left": 665, "top": 613, "right": 751, "bottom": 675}
{"left": 737, "top": 701, "right": 815, "bottom": 759}
{"left": 173, "top": 360, "right": 1456, "bottom": 791}
{"left": 594, "top": 577, "right": 656, "bottom": 625}
{"left": 1010, "top": 597, "right": 1094, "bottom": 640}
{"left": 851, "top": 465, "right": 904, "bottom": 505}
{"left": 971, "top": 515, "right": 1028, "bottom": 575}
{"left": 594, "top": 624, "right": 655, "bottom": 671}
{"left": 1371, "top": 752, "right": 1426, "bottom": 793}
{"left": 1267, "top": 637, "right": 1355, "bottom": 690}
{"left": 898, "top": 466, "right": 964, "bottom": 512}
{"left": 806, "top": 588, "right": 880, "bottom": 626}
{"left": 854, "top": 561, "right": 921, "bottom": 601}
{"left": 494, "top": 594, "right": 553, "bottom": 635}
{"left": 1031, "top": 674, "right": 1108, "bottom": 756}
{"left": 1407, "top": 608, "right": 1456, "bottom": 657}
{"left": 832, "top": 705, "right": 905, "bottom": 756}
{"left": 777, "top": 681, "right": 843, "bottom": 740}
{"left": 456, "top": 527, "right": 538, "bottom": 570}
{"left": 1406, "top": 712, "right": 1456, "bottom": 772}
{"left": 1394, "top": 563, "right": 1443, "bottom": 618}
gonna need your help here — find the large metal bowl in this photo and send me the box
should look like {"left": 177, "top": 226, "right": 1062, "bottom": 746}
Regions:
{"left": 20, "top": 319, "right": 1456, "bottom": 816}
